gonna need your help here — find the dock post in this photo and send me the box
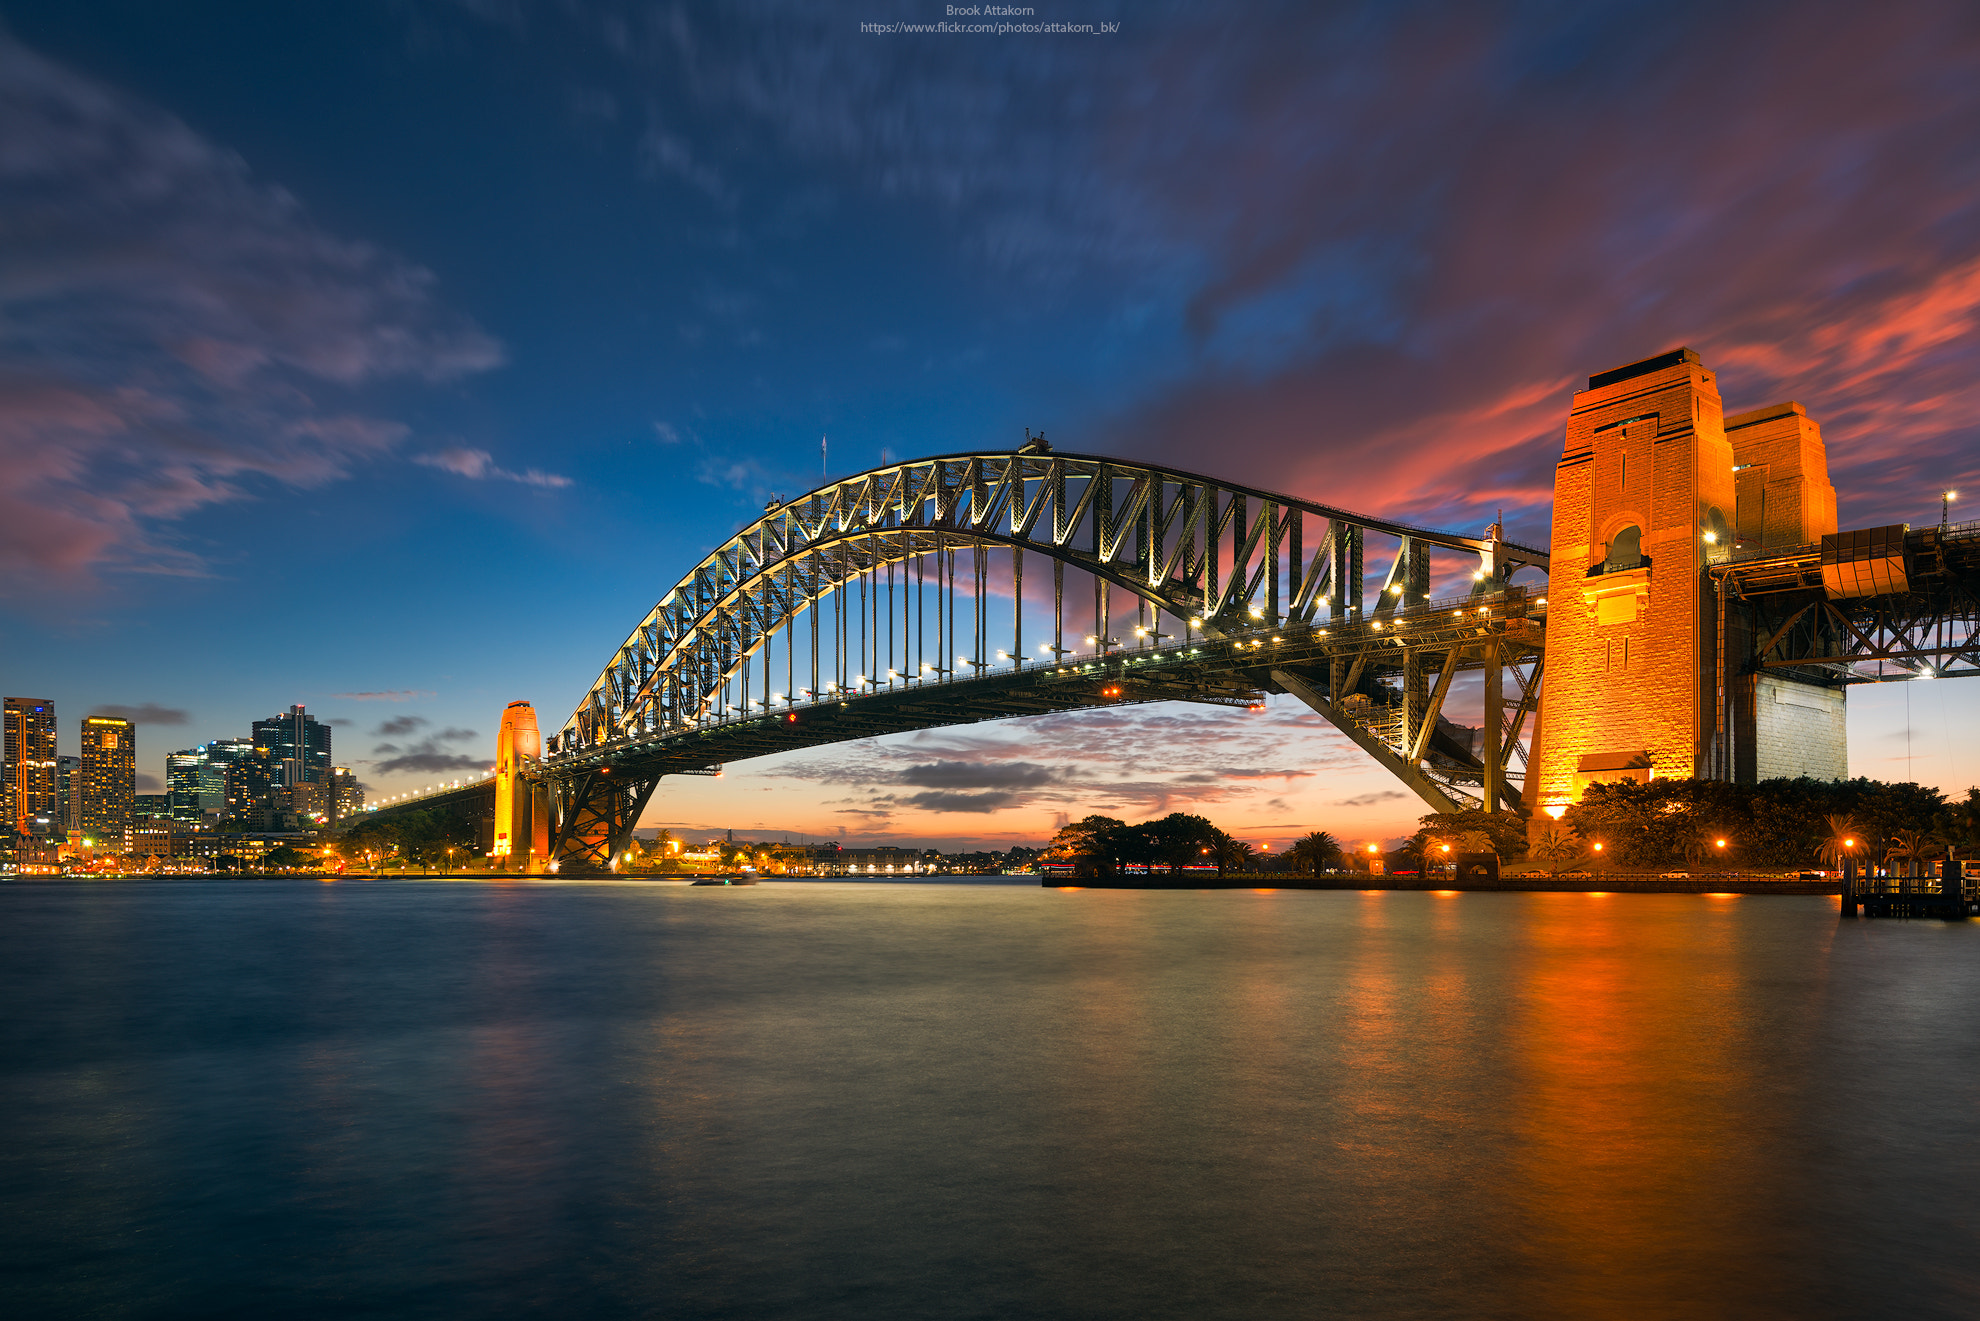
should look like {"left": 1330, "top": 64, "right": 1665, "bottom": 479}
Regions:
{"left": 1841, "top": 858, "right": 1857, "bottom": 917}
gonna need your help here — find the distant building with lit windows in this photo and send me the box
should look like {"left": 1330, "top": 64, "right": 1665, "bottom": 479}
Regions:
{"left": 79, "top": 715, "right": 136, "bottom": 840}
{"left": 56, "top": 755, "right": 80, "bottom": 833}
{"left": 252, "top": 705, "right": 331, "bottom": 789}
{"left": 330, "top": 767, "right": 364, "bottom": 821}
{"left": 4, "top": 697, "right": 58, "bottom": 836}
{"left": 167, "top": 746, "right": 228, "bottom": 817}
{"left": 207, "top": 738, "right": 277, "bottom": 828}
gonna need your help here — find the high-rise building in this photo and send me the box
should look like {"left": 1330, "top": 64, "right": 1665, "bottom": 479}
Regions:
{"left": 252, "top": 705, "right": 331, "bottom": 788}
{"left": 56, "top": 755, "right": 80, "bottom": 833}
{"left": 4, "top": 697, "right": 58, "bottom": 836}
{"left": 330, "top": 766, "right": 364, "bottom": 821}
{"left": 207, "top": 737, "right": 277, "bottom": 828}
{"left": 167, "top": 747, "right": 228, "bottom": 817}
{"left": 79, "top": 715, "right": 136, "bottom": 841}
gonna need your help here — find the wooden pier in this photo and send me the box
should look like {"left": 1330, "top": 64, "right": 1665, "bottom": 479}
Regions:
{"left": 1841, "top": 861, "right": 1976, "bottom": 920}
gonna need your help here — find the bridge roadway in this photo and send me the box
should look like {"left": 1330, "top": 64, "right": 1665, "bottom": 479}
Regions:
{"left": 359, "top": 587, "right": 1546, "bottom": 869}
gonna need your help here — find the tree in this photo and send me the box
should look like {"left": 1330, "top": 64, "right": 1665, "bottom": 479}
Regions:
{"left": 1210, "top": 830, "right": 1254, "bottom": 876}
{"left": 1413, "top": 809, "right": 1527, "bottom": 861}
{"left": 1142, "top": 813, "right": 1219, "bottom": 874}
{"left": 1887, "top": 828, "right": 1928, "bottom": 876}
{"left": 1817, "top": 815, "right": 1861, "bottom": 873}
{"left": 1043, "top": 815, "right": 1129, "bottom": 876}
{"left": 262, "top": 845, "right": 310, "bottom": 872}
{"left": 1528, "top": 824, "right": 1583, "bottom": 877}
{"left": 1288, "top": 830, "right": 1342, "bottom": 876}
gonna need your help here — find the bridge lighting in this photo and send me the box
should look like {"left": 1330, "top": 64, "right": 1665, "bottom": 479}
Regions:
{"left": 1188, "top": 617, "right": 1202, "bottom": 628}
{"left": 1390, "top": 584, "right": 1403, "bottom": 594}
{"left": 1592, "top": 842, "right": 1603, "bottom": 852}
{"left": 1716, "top": 839, "right": 1727, "bottom": 849}
{"left": 1703, "top": 531, "right": 1718, "bottom": 544}
{"left": 1249, "top": 606, "right": 1264, "bottom": 619}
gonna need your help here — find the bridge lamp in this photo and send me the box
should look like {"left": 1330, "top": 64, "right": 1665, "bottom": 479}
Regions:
{"left": 1716, "top": 839, "right": 1727, "bottom": 849}
{"left": 1592, "top": 842, "right": 1603, "bottom": 852}
{"left": 1249, "top": 605, "right": 1264, "bottom": 619}
{"left": 1703, "top": 532, "right": 1718, "bottom": 545}
{"left": 1188, "top": 617, "right": 1202, "bottom": 629}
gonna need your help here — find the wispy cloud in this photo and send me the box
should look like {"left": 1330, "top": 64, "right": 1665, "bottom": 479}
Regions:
{"left": 333, "top": 689, "right": 433, "bottom": 702}
{"left": 366, "top": 719, "right": 485, "bottom": 776}
{"left": 0, "top": 32, "right": 502, "bottom": 587}
{"left": 88, "top": 703, "right": 189, "bottom": 726}
{"left": 415, "top": 446, "right": 573, "bottom": 489}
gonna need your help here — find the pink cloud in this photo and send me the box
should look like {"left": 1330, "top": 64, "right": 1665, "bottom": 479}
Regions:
{"left": 0, "top": 32, "right": 504, "bottom": 588}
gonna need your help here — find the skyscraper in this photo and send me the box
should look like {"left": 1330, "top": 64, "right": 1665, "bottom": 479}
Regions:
{"left": 330, "top": 766, "right": 364, "bottom": 822}
{"left": 252, "top": 705, "right": 331, "bottom": 789}
{"left": 207, "top": 737, "right": 276, "bottom": 828}
{"left": 56, "top": 755, "right": 80, "bottom": 833}
{"left": 167, "top": 746, "right": 228, "bottom": 817}
{"left": 4, "top": 697, "right": 58, "bottom": 836}
{"left": 79, "top": 715, "right": 136, "bottom": 841}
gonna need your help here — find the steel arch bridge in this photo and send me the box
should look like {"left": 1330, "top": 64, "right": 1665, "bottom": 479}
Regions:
{"left": 372, "top": 444, "right": 1552, "bottom": 871}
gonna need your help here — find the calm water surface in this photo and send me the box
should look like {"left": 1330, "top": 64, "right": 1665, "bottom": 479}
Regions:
{"left": 2, "top": 880, "right": 1976, "bottom": 1319}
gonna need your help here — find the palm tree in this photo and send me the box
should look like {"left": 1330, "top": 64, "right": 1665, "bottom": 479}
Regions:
{"left": 1211, "top": 831, "right": 1255, "bottom": 877}
{"left": 1529, "top": 824, "right": 1583, "bottom": 877}
{"left": 1817, "top": 815, "right": 1860, "bottom": 874}
{"left": 1288, "top": 830, "right": 1342, "bottom": 876}
{"left": 1887, "top": 828, "right": 1929, "bottom": 877}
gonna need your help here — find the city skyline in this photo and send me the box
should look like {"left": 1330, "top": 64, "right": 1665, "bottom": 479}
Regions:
{"left": 3, "top": 2, "right": 1978, "bottom": 849}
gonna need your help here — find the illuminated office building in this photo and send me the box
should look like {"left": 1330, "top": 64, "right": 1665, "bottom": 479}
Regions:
{"left": 252, "top": 705, "right": 331, "bottom": 789}
{"left": 167, "top": 747, "right": 228, "bottom": 817}
{"left": 79, "top": 715, "right": 136, "bottom": 839}
{"left": 330, "top": 767, "right": 364, "bottom": 821}
{"left": 56, "top": 756, "right": 80, "bottom": 833}
{"left": 4, "top": 697, "right": 59, "bottom": 836}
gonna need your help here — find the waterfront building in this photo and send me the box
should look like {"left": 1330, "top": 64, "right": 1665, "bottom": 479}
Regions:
{"left": 330, "top": 767, "right": 364, "bottom": 822}
{"left": 55, "top": 755, "right": 80, "bottom": 832}
{"left": 252, "top": 705, "right": 331, "bottom": 789}
{"left": 79, "top": 715, "right": 136, "bottom": 840}
{"left": 4, "top": 697, "right": 58, "bottom": 836}
{"left": 167, "top": 747, "right": 228, "bottom": 817}
{"left": 206, "top": 738, "right": 276, "bottom": 827}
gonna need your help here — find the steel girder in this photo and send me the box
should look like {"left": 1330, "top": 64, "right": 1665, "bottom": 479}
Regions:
{"left": 557, "top": 448, "right": 1549, "bottom": 753}
{"left": 1714, "top": 523, "right": 1980, "bottom": 683}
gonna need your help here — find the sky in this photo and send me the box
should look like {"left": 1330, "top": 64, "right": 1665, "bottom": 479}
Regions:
{"left": 3, "top": 0, "right": 1978, "bottom": 851}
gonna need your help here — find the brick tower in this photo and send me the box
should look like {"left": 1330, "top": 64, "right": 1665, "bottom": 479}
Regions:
{"left": 1532, "top": 349, "right": 1846, "bottom": 812}
{"left": 1532, "top": 348, "right": 1736, "bottom": 811}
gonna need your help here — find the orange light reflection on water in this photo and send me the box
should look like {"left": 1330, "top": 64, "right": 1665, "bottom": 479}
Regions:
{"left": 1505, "top": 893, "right": 1776, "bottom": 1313}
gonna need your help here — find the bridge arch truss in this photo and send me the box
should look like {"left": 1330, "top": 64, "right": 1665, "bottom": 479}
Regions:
{"left": 559, "top": 449, "right": 1547, "bottom": 754}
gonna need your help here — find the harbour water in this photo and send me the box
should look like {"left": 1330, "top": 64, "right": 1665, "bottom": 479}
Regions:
{"left": 3, "top": 880, "right": 1976, "bottom": 1319}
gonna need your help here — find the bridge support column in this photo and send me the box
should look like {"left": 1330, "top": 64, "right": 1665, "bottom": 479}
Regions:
{"left": 1483, "top": 638, "right": 1503, "bottom": 813}
{"left": 493, "top": 701, "right": 550, "bottom": 874}
{"left": 549, "top": 769, "right": 662, "bottom": 873}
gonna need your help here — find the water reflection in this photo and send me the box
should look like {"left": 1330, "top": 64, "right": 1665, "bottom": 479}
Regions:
{"left": 0, "top": 882, "right": 1973, "bottom": 1319}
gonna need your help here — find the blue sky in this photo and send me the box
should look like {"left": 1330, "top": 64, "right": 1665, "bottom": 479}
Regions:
{"left": 3, "top": 1, "right": 1977, "bottom": 848}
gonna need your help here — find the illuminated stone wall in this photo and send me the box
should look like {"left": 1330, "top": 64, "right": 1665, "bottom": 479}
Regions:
{"left": 1533, "top": 348, "right": 1735, "bottom": 810}
{"left": 1749, "top": 674, "right": 1847, "bottom": 782}
{"left": 1726, "top": 401, "right": 1838, "bottom": 553}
